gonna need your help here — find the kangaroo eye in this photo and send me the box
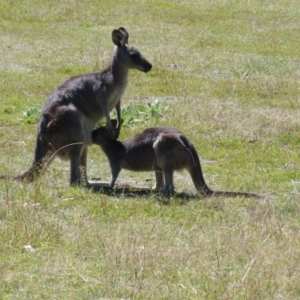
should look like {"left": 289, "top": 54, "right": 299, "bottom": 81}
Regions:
{"left": 131, "top": 53, "right": 139, "bottom": 58}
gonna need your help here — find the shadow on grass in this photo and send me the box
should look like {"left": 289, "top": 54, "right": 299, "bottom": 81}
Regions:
{"left": 87, "top": 180, "right": 199, "bottom": 204}
{"left": 87, "top": 180, "right": 263, "bottom": 205}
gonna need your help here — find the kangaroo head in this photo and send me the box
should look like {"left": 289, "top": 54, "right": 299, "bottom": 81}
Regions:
{"left": 92, "top": 119, "right": 124, "bottom": 145}
{"left": 111, "top": 27, "right": 152, "bottom": 73}
{"left": 92, "top": 126, "right": 107, "bottom": 145}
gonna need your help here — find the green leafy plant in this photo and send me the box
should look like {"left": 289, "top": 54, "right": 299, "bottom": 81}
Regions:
{"left": 117, "top": 99, "right": 169, "bottom": 126}
{"left": 100, "top": 99, "right": 169, "bottom": 127}
{"left": 21, "top": 105, "right": 42, "bottom": 124}
{"left": 138, "top": 98, "right": 169, "bottom": 120}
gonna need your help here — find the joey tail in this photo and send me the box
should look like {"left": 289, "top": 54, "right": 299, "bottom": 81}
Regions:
{"left": 188, "top": 145, "right": 261, "bottom": 198}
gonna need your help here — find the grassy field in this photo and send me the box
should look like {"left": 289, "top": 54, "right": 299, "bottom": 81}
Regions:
{"left": 1, "top": 0, "right": 300, "bottom": 299}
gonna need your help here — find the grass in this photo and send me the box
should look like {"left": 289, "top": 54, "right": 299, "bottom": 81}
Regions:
{"left": 1, "top": 0, "right": 300, "bottom": 298}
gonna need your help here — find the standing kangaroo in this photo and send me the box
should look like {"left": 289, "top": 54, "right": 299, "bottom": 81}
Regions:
{"left": 92, "top": 120, "right": 260, "bottom": 197}
{"left": 1, "top": 27, "right": 152, "bottom": 185}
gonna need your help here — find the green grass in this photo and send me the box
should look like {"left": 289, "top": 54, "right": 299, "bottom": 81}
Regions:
{"left": 1, "top": 0, "right": 300, "bottom": 299}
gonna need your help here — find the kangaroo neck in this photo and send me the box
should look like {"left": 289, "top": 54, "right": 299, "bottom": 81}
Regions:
{"left": 100, "top": 139, "right": 125, "bottom": 158}
{"left": 110, "top": 52, "right": 129, "bottom": 83}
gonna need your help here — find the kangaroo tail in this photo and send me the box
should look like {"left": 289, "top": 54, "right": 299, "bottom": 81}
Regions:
{"left": 188, "top": 144, "right": 214, "bottom": 196}
{"left": 0, "top": 160, "right": 48, "bottom": 182}
{"left": 188, "top": 145, "right": 261, "bottom": 198}
{"left": 212, "top": 190, "right": 262, "bottom": 198}
{"left": 0, "top": 135, "right": 55, "bottom": 182}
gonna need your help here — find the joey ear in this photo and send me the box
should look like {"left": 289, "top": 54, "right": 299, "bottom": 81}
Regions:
{"left": 112, "top": 27, "right": 128, "bottom": 47}
{"left": 110, "top": 119, "right": 118, "bottom": 129}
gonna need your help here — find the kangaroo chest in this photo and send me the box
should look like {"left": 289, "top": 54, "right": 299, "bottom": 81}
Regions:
{"left": 107, "top": 81, "right": 127, "bottom": 110}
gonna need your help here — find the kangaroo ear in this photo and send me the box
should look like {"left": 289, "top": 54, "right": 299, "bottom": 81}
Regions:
{"left": 118, "top": 27, "right": 129, "bottom": 44}
{"left": 110, "top": 119, "right": 118, "bottom": 129}
{"left": 112, "top": 27, "right": 128, "bottom": 47}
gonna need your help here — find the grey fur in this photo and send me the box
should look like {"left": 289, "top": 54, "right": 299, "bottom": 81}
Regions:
{"left": 92, "top": 120, "right": 261, "bottom": 198}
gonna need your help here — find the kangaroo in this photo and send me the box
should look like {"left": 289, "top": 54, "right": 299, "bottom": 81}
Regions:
{"left": 92, "top": 120, "right": 260, "bottom": 197}
{"left": 0, "top": 27, "right": 152, "bottom": 185}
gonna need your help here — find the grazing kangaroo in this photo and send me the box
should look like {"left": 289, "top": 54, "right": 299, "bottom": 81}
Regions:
{"left": 92, "top": 120, "right": 260, "bottom": 197}
{"left": 0, "top": 27, "right": 152, "bottom": 185}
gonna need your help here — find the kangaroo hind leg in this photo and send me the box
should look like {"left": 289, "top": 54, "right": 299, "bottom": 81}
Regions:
{"left": 154, "top": 171, "right": 164, "bottom": 191}
{"left": 162, "top": 169, "right": 175, "bottom": 196}
{"left": 69, "top": 143, "right": 86, "bottom": 186}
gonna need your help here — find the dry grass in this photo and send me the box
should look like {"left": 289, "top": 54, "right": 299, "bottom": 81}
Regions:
{"left": 1, "top": 0, "right": 300, "bottom": 299}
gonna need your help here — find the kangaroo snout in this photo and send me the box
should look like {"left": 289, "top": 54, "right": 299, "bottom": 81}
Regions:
{"left": 136, "top": 59, "right": 152, "bottom": 73}
{"left": 143, "top": 61, "right": 152, "bottom": 73}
